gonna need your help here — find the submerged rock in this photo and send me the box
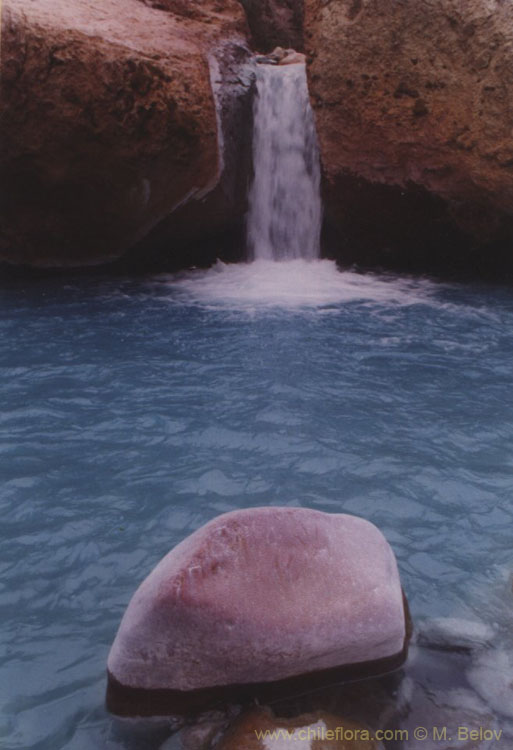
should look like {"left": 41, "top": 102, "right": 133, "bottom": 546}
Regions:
{"left": 107, "top": 507, "right": 409, "bottom": 715}
{"left": 216, "top": 707, "right": 383, "bottom": 749}
{"left": 0, "top": 0, "right": 250, "bottom": 267}
{"left": 395, "top": 681, "right": 500, "bottom": 750}
{"left": 467, "top": 649, "right": 513, "bottom": 721}
{"left": 418, "top": 616, "right": 496, "bottom": 652}
{"left": 177, "top": 709, "right": 236, "bottom": 750}
{"left": 304, "top": 0, "right": 513, "bottom": 275}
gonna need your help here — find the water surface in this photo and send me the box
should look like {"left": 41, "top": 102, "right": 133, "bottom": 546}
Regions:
{"left": 1, "top": 263, "right": 513, "bottom": 749}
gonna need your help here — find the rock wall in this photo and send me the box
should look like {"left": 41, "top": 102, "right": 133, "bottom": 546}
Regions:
{"left": 305, "top": 0, "right": 513, "bottom": 275}
{"left": 125, "top": 40, "right": 255, "bottom": 272}
{"left": 7, "top": 0, "right": 513, "bottom": 274}
{"left": 0, "top": 0, "right": 250, "bottom": 267}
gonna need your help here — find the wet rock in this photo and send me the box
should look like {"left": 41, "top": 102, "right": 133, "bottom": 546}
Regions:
{"left": 261, "top": 669, "right": 406, "bottom": 745}
{"left": 255, "top": 47, "right": 288, "bottom": 65}
{"left": 216, "top": 707, "right": 383, "bottom": 749}
{"left": 0, "top": 0, "right": 249, "bottom": 267}
{"left": 126, "top": 40, "right": 255, "bottom": 272}
{"left": 107, "top": 508, "right": 409, "bottom": 712}
{"left": 278, "top": 50, "right": 306, "bottom": 66}
{"left": 418, "top": 617, "right": 497, "bottom": 652}
{"left": 239, "top": 0, "right": 304, "bottom": 53}
{"left": 304, "top": 0, "right": 513, "bottom": 275}
{"left": 178, "top": 709, "right": 237, "bottom": 749}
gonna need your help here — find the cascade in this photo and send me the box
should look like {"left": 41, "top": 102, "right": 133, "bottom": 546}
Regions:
{"left": 246, "top": 62, "right": 322, "bottom": 261}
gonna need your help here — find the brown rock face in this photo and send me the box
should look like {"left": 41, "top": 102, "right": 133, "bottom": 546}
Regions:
{"left": 139, "top": 0, "right": 245, "bottom": 31}
{"left": 305, "top": 0, "right": 513, "bottom": 274}
{"left": 127, "top": 39, "right": 255, "bottom": 272}
{"left": 240, "top": 0, "right": 304, "bottom": 52}
{"left": 0, "top": 0, "right": 249, "bottom": 267}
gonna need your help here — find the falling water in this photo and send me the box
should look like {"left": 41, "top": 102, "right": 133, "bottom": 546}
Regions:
{"left": 160, "top": 61, "right": 440, "bottom": 308}
{"left": 246, "top": 62, "right": 323, "bottom": 261}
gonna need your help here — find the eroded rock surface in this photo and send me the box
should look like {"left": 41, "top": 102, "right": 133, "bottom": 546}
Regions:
{"left": 304, "top": 0, "right": 513, "bottom": 273}
{"left": 0, "top": 0, "right": 249, "bottom": 266}
{"left": 107, "top": 507, "right": 408, "bottom": 695}
{"left": 128, "top": 39, "right": 255, "bottom": 272}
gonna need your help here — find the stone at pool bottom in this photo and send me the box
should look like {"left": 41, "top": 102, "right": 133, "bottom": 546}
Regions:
{"left": 107, "top": 507, "right": 410, "bottom": 715}
{"left": 216, "top": 708, "right": 383, "bottom": 749}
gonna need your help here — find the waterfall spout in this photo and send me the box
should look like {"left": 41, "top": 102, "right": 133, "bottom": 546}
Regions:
{"left": 246, "top": 62, "right": 322, "bottom": 262}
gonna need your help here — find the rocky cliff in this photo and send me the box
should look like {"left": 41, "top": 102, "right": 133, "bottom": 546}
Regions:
{"left": 305, "top": 0, "right": 513, "bottom": 275}
{"left": 5, "top": 0, "right": 513, "bottom": 274}
{"left": 0, "top": 0, "right": 251, "bottom": 267}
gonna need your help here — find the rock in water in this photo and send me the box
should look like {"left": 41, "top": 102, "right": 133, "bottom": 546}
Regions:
{"left": 418, "top": 616, "right": 496, "bottom": 652}
{"left": 216, "top": 707, "right": 384, "bottom": 749}
{"left": 107, "top": 507, "right": 409, "bottom": 714}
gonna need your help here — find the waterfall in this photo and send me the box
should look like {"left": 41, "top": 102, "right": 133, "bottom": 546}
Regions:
{"left": 246, "top": 63, "right": 322, "bottom": 262}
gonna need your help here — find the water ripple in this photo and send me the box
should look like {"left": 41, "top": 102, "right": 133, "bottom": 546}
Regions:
{"left": 1, "top": 270, "right": 513, "bottom": 747}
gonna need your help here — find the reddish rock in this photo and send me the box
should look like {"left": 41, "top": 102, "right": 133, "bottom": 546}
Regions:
{"left": 217, "top": 707, "right": 383, "bottom": 749}
{"left": 304, "top": 0, "right": 513, "bottom": 273}
{"left": 107, "top": 507, "right": 409, "bottom": 706}
{"left": 139, "top": 0, "right": 245, "bottom": 32}
{"left": 127, "top": 39, "right": 255, "bottom": 273}
{"left": 278, "top": 50, "right": 306, "bottom": 66}
{"left": 0, "top": 0, "right": 249, "bottom": 267}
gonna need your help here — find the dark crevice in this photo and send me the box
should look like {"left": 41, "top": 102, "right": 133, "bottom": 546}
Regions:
{"left": 238, "top": 0, "right": 304, "bottom": 52}
{"left": 320, "top": 174, "right": 513, "bottom": 284}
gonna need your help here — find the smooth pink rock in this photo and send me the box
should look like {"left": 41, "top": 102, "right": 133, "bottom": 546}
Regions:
{"left": 107, "top": 507, "right": 408, "bottom": 692}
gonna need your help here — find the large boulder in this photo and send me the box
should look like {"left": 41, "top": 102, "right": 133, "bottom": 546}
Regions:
{"left": 107, "top": 507, "right": 409, "bottom": 715}
{"left": 304, "top": 0, "right": 513, "bottom": 274}
{"left": 125, "top": 38, "right": 256, "bottom": 273}
{"left": 0, "top": 0, "right": 250, "bottom": 267}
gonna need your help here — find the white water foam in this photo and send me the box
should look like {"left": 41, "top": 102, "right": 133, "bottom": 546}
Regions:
{"left": 155, "top": 259, "right": 442, "bottom": 312}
